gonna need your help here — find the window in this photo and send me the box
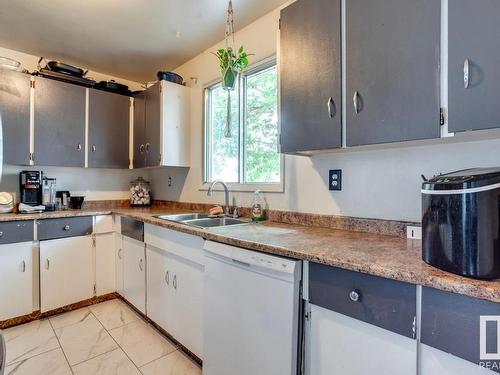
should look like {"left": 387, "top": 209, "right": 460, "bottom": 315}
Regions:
{"left": 204, "top": 59, "right": 282, "bottom": 190}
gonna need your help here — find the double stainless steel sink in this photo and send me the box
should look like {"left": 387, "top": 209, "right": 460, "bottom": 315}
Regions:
{"left": 154, "top": 213, "right": 250, "bottom": 228}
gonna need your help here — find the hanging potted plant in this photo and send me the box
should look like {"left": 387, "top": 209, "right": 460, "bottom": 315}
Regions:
{"left": 214, "top": 45, "right": 250, "bottom": 90}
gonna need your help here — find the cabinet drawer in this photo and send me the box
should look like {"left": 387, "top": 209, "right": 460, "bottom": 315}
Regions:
{"left": 38, "top": 216, "right": 93, "bottom": 241}
{"left": 0, "top": 221, "right": 34, "bottom": 244}
{"left": 421, "top": 287, "right": 500, "bottom": 368}
{"left": 309, "top": 263, "right": 416, "bottom": 338}
{"left": 121, "top": 217, "right": 144, "bottom": 242}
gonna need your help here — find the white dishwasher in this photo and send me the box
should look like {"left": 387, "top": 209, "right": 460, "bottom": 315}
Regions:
{"left": 203, "top": 240, "right": 302, "bottom": 375}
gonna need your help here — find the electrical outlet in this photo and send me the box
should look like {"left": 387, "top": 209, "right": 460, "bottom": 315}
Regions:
{"left": 329, "top": 169, "right": 342, "bottom": 191}
{"left": 407, "top": 226, "right": 422, "bottom": 239}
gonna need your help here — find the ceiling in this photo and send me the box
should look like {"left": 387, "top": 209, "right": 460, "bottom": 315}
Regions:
{"left": 0, "top": 0, "right": 286, "bottom": 82}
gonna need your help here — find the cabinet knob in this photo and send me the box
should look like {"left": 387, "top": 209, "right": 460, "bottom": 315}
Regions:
{"left": 139, "top": 258, "right": 144, "bottom": 271}
{"left": 353, "top": 91, "right": 361, "bottom": 114}
{"left": 464, "top": 58, "right": 470, "bottom": 89}
{"left": 91, "top": 144, "right": 96, "bottom": 153}
{"left": 0, "top": 231, "right": 3, "bottom": 237}
{"left": 63, "top": 225, "right": 70, "bottom": 231}
{"left": 139, "top": 144, "right": 145, "bottom": 153}
{"left": 349, "top": 290, "right": 360, "bottom": 302}
{"left": 145, "top": 143, "right": 151, "bottom": 152}
{"left": 21, "top": 260, "right": 26, "bottom": 273}
{"left": 76, "top": 143, "right": 82, "bottom": 152}
{"left": 46, "top": 258, "right": 50, "bottom": 270}
{"left": 327, "top": 97, "right": 335, "bottom": 118}
{"left": 118, "top": 248, "right": 122, "bottom": 259}
{"left": 173, "top": 274, "right": 177, "bottom": 290}
{"left": 165, "top": 270, "right": 170, "bottom": 285}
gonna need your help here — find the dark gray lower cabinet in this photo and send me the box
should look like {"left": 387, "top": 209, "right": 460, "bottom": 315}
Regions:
{"left": 279, "top": 0, "right": 341, "bottom": 153}
{"left": 89, "top": 90, "right": 130, "bottom": 168}
{"left": 346, "top": 0, "right": 441, "bottom": 146}
{"left": 0, "top": 70, "right": 31, "bottom": 165}
{"left": 422, "top": 287, "right": 500, "bottom": 372}
{"left": 309, "top": 263, "right": 416, "bottom": 338}
{"left": 449, "top": 0, "right": 500, "bottom": 133}
{"left": 133, "top": 91, "right": 146, "bottom": 168}
{"left": 34, "top": 76, "right": 85, "bottom": 167}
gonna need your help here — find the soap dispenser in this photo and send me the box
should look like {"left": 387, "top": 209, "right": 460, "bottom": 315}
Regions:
{"left": 251, "top": 190, "right": 265, "bottom": 222}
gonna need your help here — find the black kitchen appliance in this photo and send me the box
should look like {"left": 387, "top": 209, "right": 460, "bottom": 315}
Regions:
{"left": 157, "top": 71, "right": 184, "bottom": 85}
{"left": 46, "top": 60, "right": 85, "bottom": 77}
{"left": 95, "top": 80, "right": 131, "bottom": 95}
{"left": 36, "top": 69, "right": 96, "bottom": 87}
{"left": 422, "top": 167, "right": 500, "bottom": 279}
{"left": 20, "top": 171, "right": 43, "bottom": 206}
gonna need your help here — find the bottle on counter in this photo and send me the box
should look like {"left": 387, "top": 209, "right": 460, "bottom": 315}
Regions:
{"left": 251, "top": 190, "right": 265, "bottom": 223}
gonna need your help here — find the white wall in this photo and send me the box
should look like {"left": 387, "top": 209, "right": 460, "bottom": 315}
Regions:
{"left": 149, "top": 6, "right": 500, "bottom": 223}
{"left": 0, "top": 46, "right": 146, "bottom": 201}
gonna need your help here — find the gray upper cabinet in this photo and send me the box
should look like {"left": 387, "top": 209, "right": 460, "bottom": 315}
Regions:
{"left": 448, "top": 0, "right": 500, "bottom": 133}
{"left": 145, "top": 82, "right": 161, "bottom": 167}
{"left": 34, "top": 76, "right": 86, "bottom": 167}
{"left": 346, "top": 0, "right": 441, "bottom": 146}
{"left": 279, "top": 0, "right": 342, "bottom": 153}
{"left": 0, "top": 70, "right": 31, "bottom": 165}
{"left": 88, "top": 89, "right": 130, "bottom": 168}
{"left": 133, "top": 90, "right": 146, "bottom": 168}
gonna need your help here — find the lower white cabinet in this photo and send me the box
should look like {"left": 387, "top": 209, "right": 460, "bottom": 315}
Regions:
{"left": 40, "top": 236, "right": 94, "bottom": 312}
{"left": 147, "top": 245, "right": 204, "bottom": 358}
{"left": 115, "top": 233, "right": 124, "bottom": 295}
{"left": 0, "top": 242, "right": 34, "bottom": 320}
{"left": 95, "top": 233, "right": 116, "bottom": 295}
{"left": 122, "top": 236, "right": 146, "bottom": 314}
{"left": 309, "top": 304, "right": 417, "bottom": 375}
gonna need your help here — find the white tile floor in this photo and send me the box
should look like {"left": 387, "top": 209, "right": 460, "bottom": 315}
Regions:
{"left": 2, "top": 299, "right": 202, "bottom": 375}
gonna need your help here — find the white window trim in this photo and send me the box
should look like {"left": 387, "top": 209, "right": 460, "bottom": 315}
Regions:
{"left": 200, "top": 56, "right": 284, "bottom": 193}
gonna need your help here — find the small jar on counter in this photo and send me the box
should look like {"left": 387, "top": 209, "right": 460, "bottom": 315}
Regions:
{"left": 130, "top": 177, "right": 151, "bottom": 206}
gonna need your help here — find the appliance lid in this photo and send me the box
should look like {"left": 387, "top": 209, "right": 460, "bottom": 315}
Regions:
{"left": 422, "top": 167, "right": 500, "bottom": 192}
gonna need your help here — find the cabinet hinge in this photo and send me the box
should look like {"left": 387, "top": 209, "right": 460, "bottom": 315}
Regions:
{"left": 440, "top": 108, "right": 446, "bottom": 126}
{"left": 30, "top": 80, "right": 35, "bottom": 88}
{"left": 412, "top": 316, "right": 417, "bottom": 339}
{"left": 279, "top": 18, "right": 281, "bottom": 30}
{"left": 92, "top": 236, "right": 96, "bottom": 247}
{"left": 29, "top": 153, "right": 34, "bottom": 162}
{"left": 93, "top": 284, "right": 96, "bottom": 295}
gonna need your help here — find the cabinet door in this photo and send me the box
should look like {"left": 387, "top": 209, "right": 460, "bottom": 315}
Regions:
{"left": 172, "top": 256, "right": 204, "bottom": 358}
{"left": 145, "top": 82, "right": 161, "bottom": 167}
{"left": 0, "top": 70, "right": 31, "bottom": 165}
{"left": 448, "top": 0, "right": 500, "bottom": 132}
{"left": 40, "top": 236, "right": 93, "bottom": 312}
{"left": 133, "top": 91, "right": 146, "bottom": 168}
{"left": 115, "top": 233, "right": 124, "bottom": 295}
{"left": 95, "top": 233, "right": 115, "bottom": 296}
{"left": 346, "top": 0, "right": 440, "bottom": 146}
{"left": 122, "top": 236, "right": 145, "bottom": 314}
{"left": 146, "top": 245, "right": 175, "bottom": 334}
{"left": 280, "top": 0, "right": 341, "bottom": 153}
{"left": 88, "top": 90, "right": 130, "bottom": 168}
{"left": 309, "top": 304, "right": 417, "bottom": 375}
{"left": 0, "top": 242, "right": 33, "bottom": 320}
{"left": 34, "top": 77, "right": 86, "bottom": 167}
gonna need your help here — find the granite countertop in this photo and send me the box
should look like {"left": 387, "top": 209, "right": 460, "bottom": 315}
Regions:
{"left": 2, "top": 207, "right": 500, "bottom": 304}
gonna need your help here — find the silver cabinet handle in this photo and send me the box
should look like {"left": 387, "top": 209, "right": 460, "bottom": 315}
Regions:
{"left": 76, "top": 143, "right": 82, "bottom": 152}
{"left": 46, "top": 258, "right": 50, "bottom": 270}
{"left": 0, "top": 231, "right": 3, "bottom": 237}
{"left": 21, "top": 260, "right": 26, "bottom": 272}
{"left": 118, "top": 248, "right": 122, "bottom": 259}
{"left": 327, "top": 97, "right": 335, "bottom": 118}
{"left": 145, "top": 143, "right": 151, "bottom": 152}
{"left": 353, "top": 91, "right": 360, "bottom": 114}
{"left": 139, "top": 258, "right": 143, "bottom": 271}
{"left": 91, "top": 144, "right": 96, "bottom": 153}
{"left": 139, "top": 144, "right": 145, "bottom": 153}
{"left": 173, "top": 274, "right": 177, "bottom": 290}
{"left": 165, "top": 270, "right": 170, "bottom": 285}
{"left": 349, "top": 290, "right": 360, "bottom": 302}
{"left": 63, "top": 225, "right": 70, "bottom": 231}
{"left": 464, "top": 58, "right": 470, "bottom": 89}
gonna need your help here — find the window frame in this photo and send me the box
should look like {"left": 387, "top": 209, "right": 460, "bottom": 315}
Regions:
{"left": 201, "top": 56, "right": 284, "bottom": 193}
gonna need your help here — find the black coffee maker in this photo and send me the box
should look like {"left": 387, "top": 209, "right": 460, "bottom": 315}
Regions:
{"left": 20, "top": 171, "right": 43, "bottom": 206}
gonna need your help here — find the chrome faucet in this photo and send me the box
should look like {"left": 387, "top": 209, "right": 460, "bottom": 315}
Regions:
{"left": 207, "top": 180, "right": 230, "bottom": 216}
